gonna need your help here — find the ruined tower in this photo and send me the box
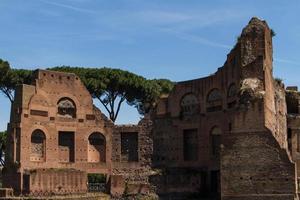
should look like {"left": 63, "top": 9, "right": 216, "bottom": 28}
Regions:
{"left": 151, "top": 17, "right": 298, "bottom": 199}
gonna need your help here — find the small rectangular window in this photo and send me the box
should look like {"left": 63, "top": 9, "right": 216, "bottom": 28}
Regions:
{"left": 58, "top": 131, "right": 75, "bottom": 163}
{"left": 121, "top": 132, "right": 138, "bottom": 162}
{"left": 212, "top": 135, "right": 221, "bottom": 157}
{"left": 183, "top": 129, "right": 198, "bottom": 161}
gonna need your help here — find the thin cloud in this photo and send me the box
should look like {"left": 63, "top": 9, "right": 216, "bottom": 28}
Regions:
{"left": 137, "top": 10, "right": 192, "bottom": 24}
{"left": 128, "top": 9, "right": 247, "bottom": 49}
{"left": 161, "top": 28, "right": 231, "bottom": 49}
{"left": 176, "top": 32, "right": 231, "bottom": 49}
{"left": 134, "top": 9, "right": 249, "bottom": 32}
{"left": 37, "top": 0, "right": 96, "bottom": 14}
{"left": 274, "top": 58, "right": 300, "bottom": 66}
{"left": 21, "top": 31, "right": 124, "bottom": 43}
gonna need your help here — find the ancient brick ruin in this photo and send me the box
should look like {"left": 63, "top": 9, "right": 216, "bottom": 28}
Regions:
{"left": 3, "top": 17, "right": 300, "bottom": 199}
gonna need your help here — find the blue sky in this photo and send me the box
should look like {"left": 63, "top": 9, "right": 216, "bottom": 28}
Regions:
{"left": 0, "top": 0, "right": 300, "bottom": 131}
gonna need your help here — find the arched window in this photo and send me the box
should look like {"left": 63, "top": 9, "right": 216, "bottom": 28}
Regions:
{"left": 180, "top": 93, "right": 199, "bottom": 115}
{"left": 207, "top": 89, "right": 223, "bottom": 112}
{"left": 210, "top": 126, "right": 222, "bottom": 157}
{"left": 57, "top": 98, "right": 76, "bottom": 118}
{"left": 227, "top": 83, "right": 237, "bottom": 98}
{"left": 88, "top": 132, "right": 106, "bottom": 163}
{"left": 30, "top": 129, "right": 46, "bottom": 162}
{"left": 227, "top": 83, "right": 237, "bottom": 108}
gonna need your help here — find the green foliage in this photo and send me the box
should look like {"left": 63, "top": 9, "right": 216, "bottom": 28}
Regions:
{"left": 0, "top": 59, "right": 33, "bottom": 103}
{"left": 152, "top": 79, "right": 174, "bottom": 96}
{"left": 50, "top": 66, "right": 174, "bottom": 121}
{"left": 0, "top": 130, "right": 7, "bottom": 166}
{"left": 0, "top": 60, "right": 174, "bottom": 122}
{"left": 271, "top": 29, "right": 276, "bottom": 37}
{"left": 88, "top": 173, "right": 106, "bottom": 183}
{"left": 0, "top": 59, "right": 14, "bottom": 102}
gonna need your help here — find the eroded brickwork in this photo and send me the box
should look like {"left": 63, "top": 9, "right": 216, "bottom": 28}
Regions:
{"left": 110, "top": 117, "right": 153, "bottom": 197}
{"left": 3, "top": 17, "right": 300, "bottom": 200}
{"left": 151, "top": 17, "right": 298, "bottom": 199}
{"left": 4, "top": 70, "right": 114, "bottom": 195}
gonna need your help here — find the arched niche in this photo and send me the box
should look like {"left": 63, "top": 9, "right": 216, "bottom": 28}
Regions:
{"left": 207, "top": 89, "right": 223, "bottom": 112}
{"left": 30, "top": 129, "right": 46, "bottom": 162}
{"left": 227, "top": 83, "right": 237, "bottom": 98}
{"left": 180, "top": 93, "right": 199, "bottom": 116}
{"left": 227, "top": 83, "right": 237, "bottom": 108}
{"left": 57, "top": 97, "right": 76, "bottom": 118}
{"left": 88, "top": 132, "right": 106, "bottom": 163}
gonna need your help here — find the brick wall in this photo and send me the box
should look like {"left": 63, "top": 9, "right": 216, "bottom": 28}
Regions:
{"left": 111, "top": 117, "right": 153, "bottom": 197}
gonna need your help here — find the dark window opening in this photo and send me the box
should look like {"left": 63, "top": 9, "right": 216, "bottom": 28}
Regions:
{"left": 23, "top": 174, "right": 30, "bottom": 195}
{"left": 121, "top": 132, "right": 138, "bottom": 162}
{"left": 227, "top": 83, "right": 237, "bottom": 98}
{"left": 183, "top": 129, "right": 198, "bottom": 161}
{"left": 30, "top": 129, "right": 46, "bottom": 162}
{"left": 211, "top": 127, "right": 222, "bottom": 158}
{"left": 227, "top": 100, "right": 237, "bottom": 109}
{"left": 200, "top": 171, "right": 208, "bottom": 195}
{"left": 228, "top": 123, "right": 232, "bottom": 131}
{"left": 58, "top": 131, "right": 75, "bottom": 162}
{"left": 286, "top": 92, "right": 299, "bottom": 114}
{"left": 287, "top": 128, "right": 292, "bottom": 152}
{"left": 210, "top": 170, "right": 220, "bottom": 196}
{"left": 180, "top": 93, "right": 199, "bottom": 116}
{"left": 207, "top": 89, "right": 223, "bottom": 112}
{"left": 212, "top": 135, "right": 221, "bottom": 157}
{"left": 57, "top": 98, "right": 76, "bottom": 118}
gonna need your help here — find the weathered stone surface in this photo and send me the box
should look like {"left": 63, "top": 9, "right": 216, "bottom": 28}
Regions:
{"left": 3, "top": 17, "right": 300, "bottom": 200}
{"left": 151, "top": 17, "right": 298, "bottom": 199}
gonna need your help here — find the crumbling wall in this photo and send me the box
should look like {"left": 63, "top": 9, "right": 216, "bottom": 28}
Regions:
{"left": 286, "top": 89, "right": 300, "bottom": 180}
{"left": 222, "top": 108, "right": 296, "bottom": 200}
{"left": 221, "top": 17, "right": 297, "bottom": 200}
{"left": 111, "top": 117, "right": 154, "bottom": 197}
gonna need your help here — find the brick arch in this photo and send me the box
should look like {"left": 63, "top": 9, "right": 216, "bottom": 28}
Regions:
{"left": 207, "top": 88, "right": 222, "bottom": 102}
{"left": 227, "top": 83, "right": 238, "bottom": 108}
{"left": 30, "top": 129, "right": 46, "bottom": 162}
{"left": 54, "top": 93, "right": 81, "bottom": 114}
{"left": 227, "top": 83, "right": 237, "bottom": 98}
{"left": 28, "top": 126, "right": 49, "bottom": 162}
{"left": 87, "top": 132, "right": 106, "bottom": 163}
{"left": 57, "top": 97, "right": 77, "bottom": 118}
{"left": 29, "top": 91, "right": 50, "bottom": 108}
{"left": 180, "top": 93, "right": 199, "bottom": 115}
{"left": 28, "top": 125, "right": 50, "bottom": 142}
{"left": 206, "top": 88, "right": 223, "bottom": 112}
